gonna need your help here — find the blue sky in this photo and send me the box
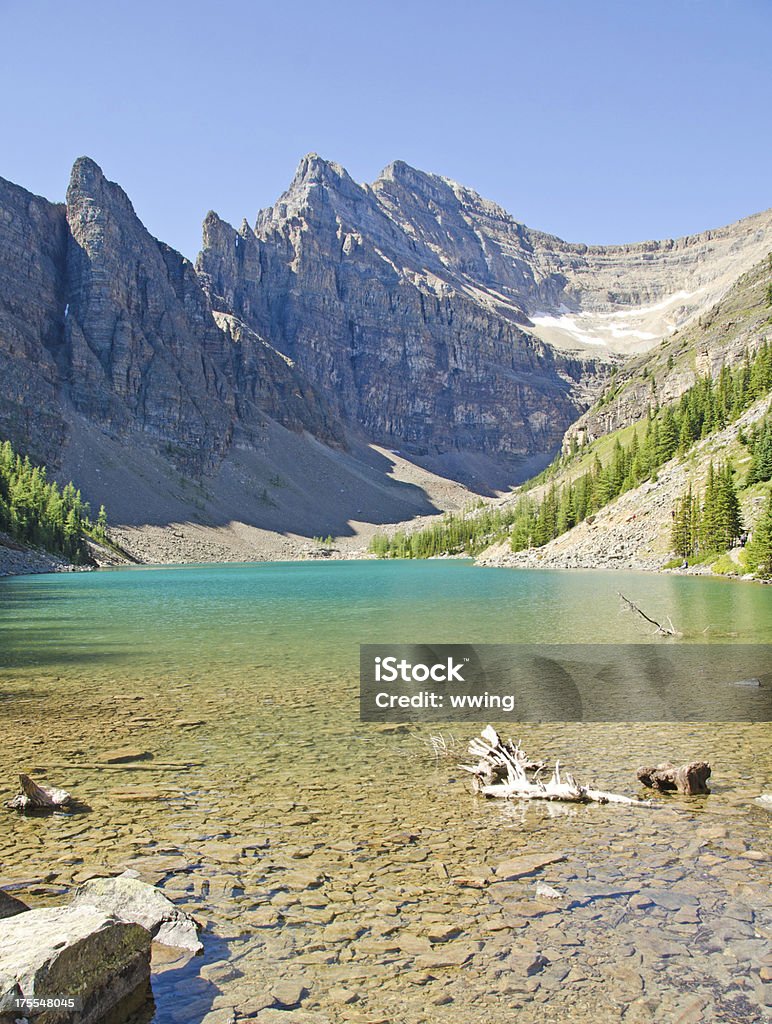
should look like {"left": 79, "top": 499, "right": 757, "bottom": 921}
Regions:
{"left": 2, "top": 0, "right": 770, "bottom": 258}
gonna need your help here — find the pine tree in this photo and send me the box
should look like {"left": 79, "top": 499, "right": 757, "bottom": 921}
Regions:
{"left": 671, "top": 485, "right": 699, "bottom": 559}
{"left": 657, "top": 407, "right": 678, "bottom": 464}
{"left": 700, "top": 463, "right": 720, "bottom": 552}
{"left": 745, "top": 491, "right": 772, "bottom": 578}
{"left": 701, "top": 462, "right": 742, "bottom": 552}
{"left": 95, "top": 504, "right": 108, "bottom": 541}
{"left": 557, "top": 487, "right": 577, "bottom": 533}
{"left": 746, "top": 419, "right": 772, "bottom": 484}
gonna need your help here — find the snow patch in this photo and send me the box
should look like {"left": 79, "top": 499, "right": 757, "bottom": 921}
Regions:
{"left": 530, "top": 291, "right": 695, "bottom": 350}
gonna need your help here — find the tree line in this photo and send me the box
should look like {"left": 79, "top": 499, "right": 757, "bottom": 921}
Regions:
{"left": 0, "top": 440, "right": 107, "bottom": 563}
{"left": 370, "top": 340, "right": 772, "bottom": 562}
{"left": 670, "top": 415, "right": 772, "bottom": 575}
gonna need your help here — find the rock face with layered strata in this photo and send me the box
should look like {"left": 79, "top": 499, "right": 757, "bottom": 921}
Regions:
{"left": 198, "top": 154, "right": 772, "bottom": 462}
{"left": 0, "top": 176, "right": 69, "bottom": 464}
{"left": 198, "top": 155, "right": 598, "bottom": 461}
{"left": 0, "top": 153, "right": 770, "bottom": 511}
{"left": 0, "top": 160, "right": 339, "bottom": 477}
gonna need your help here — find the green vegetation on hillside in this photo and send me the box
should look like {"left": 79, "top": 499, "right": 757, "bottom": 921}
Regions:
{"left": 670, "top": 463, "right": 743, "bottom": 560}
{"left": 370, "top": 341, "right": 771, "bottom": 562}
{"left": 670, "top": 412, "right": 772, "bottom": 574}
{"left": 744, "top": 417, "right": 772, "bottom": 484}
{"left": 581, "top": 251, "right": 772, "bottom": 428}
{"left": 0, "top": 439, "right": 107, "bottom": 563}
{"left": 369, "top": 505, "right": 521, "bottom": 559}
{"left": 744, "top": 491, "right": 772, "bottom": 577}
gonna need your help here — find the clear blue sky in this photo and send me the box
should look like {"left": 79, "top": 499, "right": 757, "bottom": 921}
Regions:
{"left": 2, "top": 0, "right": 770, "bottom": 259}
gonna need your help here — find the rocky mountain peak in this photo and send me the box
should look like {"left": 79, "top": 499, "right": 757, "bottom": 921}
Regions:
{"left": 66, "top": 157, "right": 137, "bottom": 226}
{"left": 68, "top": 155, "right": 106, "bottom": 189}
{"left": 255, "top": 153, "right": 367, "bottom": 235}
{"left": 292, "top": 152, "right": 350, "bottom": 187}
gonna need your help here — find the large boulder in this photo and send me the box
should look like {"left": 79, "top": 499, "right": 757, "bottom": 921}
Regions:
{"left": 0, "top": 905, "right": 150, "bottom": 1023}
{"left": 72, "top": 873, "right": 202, "bottom": 952}
{"left": 0, "top": 891, "right": 29, "bottom": 920}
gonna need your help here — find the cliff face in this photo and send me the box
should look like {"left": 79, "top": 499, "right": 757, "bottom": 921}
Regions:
{"left": 198, "top": 154, "right": 772, "bottom": 462}
{"left": 63, "top": 157, "right": 236, "bottom": 470}
{"left": 0, "top": 177, "right": 68, "bottom": 462}
{"left": 198, "top": 156, "right": 599, "bottom": 461}
{"left": 0, "top": 159, "right": 340, "bottom": 477}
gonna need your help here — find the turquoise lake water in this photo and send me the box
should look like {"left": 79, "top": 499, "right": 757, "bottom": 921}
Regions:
{"left": 1, "top": 562, "right": 770, "bottom": 1024}
{"left": 2, "top": 560, "right": 771, "bottom": 677}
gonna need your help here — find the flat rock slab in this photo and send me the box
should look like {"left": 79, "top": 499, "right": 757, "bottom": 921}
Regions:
{"left": 0, "top": 905, "right": 150, "bottom": 1024}
{"left": 72, "top": 874, "right": 202, "bottom": 952}
{"left": 254, "top": 1012, "right": 331, "bottom": 1024}
{"left": 109, "top": 787, "right": 167, "bottom": 802}
{"left": 569, "top": 883, "right": 640, "bottom": 903}
{"left": 416, "top": 946, "right": 476, "bottom": 969}
{"left": 100, "top": 748, "right": 153, "bottom": 764}
{"left": 638, "top": 888, "right": 700, "bottom": 911}
{"left": 270, "top": 979, "right": 308, "bottom": 1008}
{"left": 494, "top": 852, "right": 567, "bottom": 880}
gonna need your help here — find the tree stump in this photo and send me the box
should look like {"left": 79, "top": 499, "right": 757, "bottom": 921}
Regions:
{"left": 636, "top": 761, "right": 711, "bottom": 795}
{"left": 6, "top": 774, "right": 72, "bottom": 811}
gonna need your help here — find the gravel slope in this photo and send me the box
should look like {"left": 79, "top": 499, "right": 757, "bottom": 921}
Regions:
{"left": 477, "top": 396, "right": 771, "bottom": 576}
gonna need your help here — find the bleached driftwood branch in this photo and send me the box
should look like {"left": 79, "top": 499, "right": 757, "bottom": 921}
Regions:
{"left": 6, "top": 774, "right": 72, "bottom": 811}
{"left": 618, "top": 592, "right": 680, "bottom": 637}
{"left": 458, "top": 725, "right": 546, "bottom": 786}
{"left": 460, "top": 727, "right": 654, "bottom": 807}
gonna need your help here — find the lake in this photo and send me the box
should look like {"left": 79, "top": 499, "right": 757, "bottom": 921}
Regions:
{"left": 1, "top": 561, "right": 770, "bottom": 1023}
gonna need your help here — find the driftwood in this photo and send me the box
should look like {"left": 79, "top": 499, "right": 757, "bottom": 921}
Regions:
{"left": 460, "top": 726, "right": 546, "bottom": 786}
{"left": 460, "top": 727, "right": 654, "bottom": 807}
{"left": 618, "top": 592, "right": 680, "bottom": 637}
{"left": 6, "top": 774, "right": 72, "bottom": 812}
{"left": 637, "top": 761, "right": 711, "bottom": 795}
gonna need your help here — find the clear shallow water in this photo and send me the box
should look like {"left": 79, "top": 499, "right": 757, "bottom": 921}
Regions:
{"left": 2, "top": 560, "right": 771, "bottom": 672}
{"left": 0, "top": 562, "right": 770, "bottom": 1024}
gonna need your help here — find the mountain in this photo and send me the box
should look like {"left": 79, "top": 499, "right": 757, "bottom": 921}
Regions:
{"left": 563, "top": 253, "right": 772, "bottom": 446}
{"left": 0, "top": 158, "right": 340, "bottom": 473}
{"left": 468, "top": 252, "right": 772, "bottom": 574}
{"left": 0, "top": 154, "right": 770, "bottom": 561}
{"left": 198, "top": 157, "right": 599, "bottom": 474}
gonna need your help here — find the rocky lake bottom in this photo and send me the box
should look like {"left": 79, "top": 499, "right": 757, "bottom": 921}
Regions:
{"left": 1, "top": 562, "right": 770, "bottom": 1023}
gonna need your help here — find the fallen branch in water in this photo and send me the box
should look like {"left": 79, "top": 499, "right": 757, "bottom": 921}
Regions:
{"left": 6, "top": 774, "right": 72, "bottom": 812}
{"left": 618, "top": 592, "right": 681, "bottom": 637}
{"left": 459, "top": 727, "right": 655, "bottom": 807}
{"left": 422, "top": 733, "right": 460, "bottom": 761}
{"left": 459, "top": 725, "right": 546, "bottom": 786}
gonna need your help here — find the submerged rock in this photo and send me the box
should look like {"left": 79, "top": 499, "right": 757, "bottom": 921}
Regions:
{"left": 494, "top": 852, "right": 567, "bottom": 881}
{"left": 0, "top": 905, "right": 151, "bottom": 1024}
{"left": 71, "top": 873, "right": 202, "bottom": 952}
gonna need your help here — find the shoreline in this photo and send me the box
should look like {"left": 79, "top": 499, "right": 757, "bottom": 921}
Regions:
{"left": 1, "top": 539, "right": 765, "bottom": 585}
{"left": 0, "top": 536, "right": 78, "bottom": 579}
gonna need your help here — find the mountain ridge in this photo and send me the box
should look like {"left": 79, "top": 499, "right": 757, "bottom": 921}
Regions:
{"left": 0, "top": 153, "right": 770, "bottom": 564}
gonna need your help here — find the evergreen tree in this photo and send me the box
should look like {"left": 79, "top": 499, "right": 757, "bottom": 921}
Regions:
{"left": 0, "top": 438, "right": 103, "bottom": 562}
{"left": 745, "top": 491, "right": 772, "bottom": 578}
{"left": 746, "top": 418, "right": 772, "bottom": 484}
{"left": 557, "top": 487, "right": 577, "bottom": 533}
{"left": 671, "top": 485, "right": 699, "bottom": 559}
{"left": 700, "top": 462, "right": 743, "bottom": 552}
